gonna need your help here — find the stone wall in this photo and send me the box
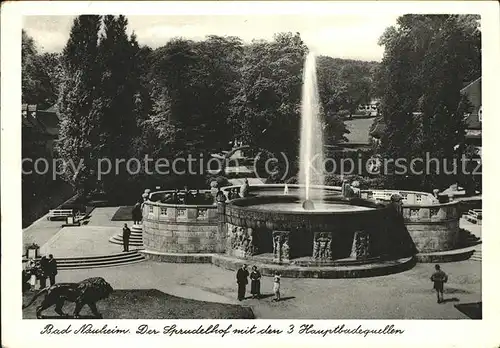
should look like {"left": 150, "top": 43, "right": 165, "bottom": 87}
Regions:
{"left": 401, "top": 202, "right": 460, "bottom": 252}
{"left": 142, "top": 202, "right": 224, "bottom": 253}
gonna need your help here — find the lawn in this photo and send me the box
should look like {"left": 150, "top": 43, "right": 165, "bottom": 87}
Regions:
{"left": 111, "top": 206, "right": 134, "bottom": 221}
{"left": 22, "top": 289, "right": 255, "bottom": 319}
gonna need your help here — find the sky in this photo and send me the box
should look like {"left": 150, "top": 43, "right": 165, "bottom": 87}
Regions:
{"left": 23, "top": 14, "right": 402, "bottom": 62}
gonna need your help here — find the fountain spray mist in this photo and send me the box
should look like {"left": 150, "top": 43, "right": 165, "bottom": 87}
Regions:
{"left": 299, "top": 52, "right": 325, "bottom": 202}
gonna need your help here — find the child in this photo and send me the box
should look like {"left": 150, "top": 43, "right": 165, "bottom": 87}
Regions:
{"left": 273, "top": 272, "right": 281, "bottom": 302}
{"left": 431, "top": 264, "right": 448, "bottom": 303}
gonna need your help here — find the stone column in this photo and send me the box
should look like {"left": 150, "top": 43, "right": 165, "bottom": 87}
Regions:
{"left": 350, "top": 230, "right": 371, "bottom": 260}
{"left": 312, "top": 232, "right": 333, "bottom": 261}
{"left": 273, "top": 231, "right": 290, "bottom": 263}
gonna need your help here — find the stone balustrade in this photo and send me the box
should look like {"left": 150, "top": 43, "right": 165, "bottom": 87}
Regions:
{"left": 222, "top": 184, "right": 438, "bottom": 206}
{"left": 399, "top": 201, "right": 461, "bottom": 252}
{"left": 142, "top": 199, "right": 223, "bottom": 254}
{"left": 142, "top": 185, "right": 462, "bottom": 261}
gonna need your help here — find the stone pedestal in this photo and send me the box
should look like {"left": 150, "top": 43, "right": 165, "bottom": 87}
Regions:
{"left": 313, "top": 232, "right": 333, "bottom": 261}
{"left": 350, "top": 230, "right": 371, "bottom": 259}
{"left": 273, "top": 231, "right": 290, "bottom": 263}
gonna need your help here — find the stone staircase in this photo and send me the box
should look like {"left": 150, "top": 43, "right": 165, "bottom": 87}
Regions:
{"left": 56, "top": 251, "right": 145, "bottom": 269}
{"left": 109, "top": 224, "right": 144, "bottom": 247}
{"left": 470, "top": 245, "right": 482, "bottom": 261}
{"left": 462, "top": 209, "right": 482, "bottom": 225}
{"left": 458, "top": 227, "right": 481, "bottom": 262}
{"left": 23, "top": 251, "right": 146, "bottom": 270}
{"left": 459, "top": 228, "right": 481, "bottom": 247}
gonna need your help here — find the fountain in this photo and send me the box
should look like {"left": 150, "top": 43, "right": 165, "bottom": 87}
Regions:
{"left": 141, "top": 51, "right": 470, "bottom": 278}
{"left": 211, "top": 51, "right": 417, "bottom": 276}
{"left": 299, "top": 52, "right": 325, "bottom": 206}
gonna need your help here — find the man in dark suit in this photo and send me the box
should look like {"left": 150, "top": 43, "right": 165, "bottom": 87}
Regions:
{"left": 39, "top": 256, "right": 49, "bottom": 288}
{"left": 236, "top": 264, "right": 249, "bottom": 301}
{"left": 47, "top": 254, "right": 58, "bottom": 286}
{"left": 122, "top": 223, "right": 131, "bottom": 252}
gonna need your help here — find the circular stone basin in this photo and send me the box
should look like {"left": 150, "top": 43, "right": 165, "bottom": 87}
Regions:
{"left": 248, "top": 201, "right": 375, "bottom": 212}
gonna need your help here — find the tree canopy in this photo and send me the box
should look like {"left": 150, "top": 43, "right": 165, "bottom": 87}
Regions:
{"left": 376, "top": 14, "right": 481, "bottom": 191}
{"left": 24, "top": 18, "right": 383, "bottom": 194}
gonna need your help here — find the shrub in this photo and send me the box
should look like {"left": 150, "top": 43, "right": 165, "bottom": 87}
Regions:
{"left": 206, "top": 175, "right": 231, "bottom": 188}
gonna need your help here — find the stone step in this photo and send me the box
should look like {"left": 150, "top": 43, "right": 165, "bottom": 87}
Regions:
{"left": 111, "top": 234, "right": 143, "bottom": 241}
{"left": 58, "top": 258, "right": 146, "bottom": 270}
{"left": 58, "top": 254, "right": 146, "bottom": 269}
{"left": 25, "top": 251, "right": 146, "bottom": 270}
{"left": 211, "top": 254, "right": 416, "bottom": 279}
{"left": 416, "top": 246, "right": 476, "bottom": 263}
{"left": 109, "top": 236, "right": 144, "bottom": 246}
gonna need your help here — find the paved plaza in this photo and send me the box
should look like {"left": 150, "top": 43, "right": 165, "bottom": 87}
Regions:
{"left": 23, "top": 206, "right": 481, "bottom": 319}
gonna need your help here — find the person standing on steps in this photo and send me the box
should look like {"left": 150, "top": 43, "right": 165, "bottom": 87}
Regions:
{"left": 431, "top": 264, "right": 448, "bottom": 303}
{"left": 122, "top": 223, "right": 131, "bottom": 252}
{"left": 132, "top": 202, "right": 142, "bottom": 225}
{"left": 47, "top": 254, "right": 58, "bottom": 286}
{"left": 236, "top": 264, "right": 249, "bottom": 301}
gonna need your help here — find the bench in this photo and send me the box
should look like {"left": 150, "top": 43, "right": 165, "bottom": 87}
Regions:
{"left": 47, "top": 209, "right": 74, "bottom": 221}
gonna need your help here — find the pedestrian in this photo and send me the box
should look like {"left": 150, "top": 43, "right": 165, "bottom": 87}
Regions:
{"left": 431, "top": 264, "right": 448, "bottom": 303}
{"left": 236, "top": 264, "right": 249, "bottom": 301}
{"left": 39, "top": 256, "right": 48, "bottom": 288}
{"left": 47, "top": 254, "right": 58, "bottom": 286}
{"left": 216, "top": 188, "right": 227, "bottom": 203}
{"left": 273, "top": 272, "right": 281, "bottom": 302}
{"left": 240, "top": 179, "right": 250, "bottom": 197}
{"left": 132, "top": 202, "right": 141, "bottom": 225}
{"left": 173, "top": 189, "right": 180, "bottom": 204}
{"left": 250, "top": 266, "right": 261, "bottom": 299}
{"left": 122, "top": 223, "right": 131, "bottom": 252}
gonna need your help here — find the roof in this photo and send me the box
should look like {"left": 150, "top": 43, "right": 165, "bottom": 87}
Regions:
{"left": 369, "top": 118, "right": 386, "bottom": 139}
{"left": 460, "top": 77, "right": 481, "bottom": 116}
{"left": 22, "top": 103, "right": 59, "bottom": 137}
{"left": 42, "top": 104, "right": 58, "bottom": 114}
{"left": 464, "top": 113, "right": 481, "bottom": 130}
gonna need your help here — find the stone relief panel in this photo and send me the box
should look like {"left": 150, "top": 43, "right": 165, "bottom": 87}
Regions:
{"left": 273, "top": 231, "right": 290, "bottom": 262}
{"left": 350, "top": 230, "right": 371, "bottom": 259}
{"left": 312, "top": 232, "right": 333, "bottom": 261}
{"left": 226, "top": 223, "right": 256, "bottom": 256}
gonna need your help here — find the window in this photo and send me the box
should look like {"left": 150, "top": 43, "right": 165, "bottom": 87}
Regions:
{"left": 149, "top": 205, "right": 153, "bottom": 213}
{"left": 160, "top": 208, "right": 168, "bottom": 216}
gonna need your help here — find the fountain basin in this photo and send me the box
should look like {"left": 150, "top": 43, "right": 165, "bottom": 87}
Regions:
{"left": 222, "top": 194, "right": 408, "bottom": 265}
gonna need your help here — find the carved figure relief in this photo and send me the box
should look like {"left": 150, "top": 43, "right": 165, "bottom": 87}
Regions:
{"left": 226, "top": 224, "right": 256, "bottom": 256}
{"left": 350, "top": 230, "right": 371, "bottom": 259}
{"left": 273, "top": 231, "right": 290, "bottom": 262}
{"left": 313, "top": 232, "right": 332, "bottom": 260}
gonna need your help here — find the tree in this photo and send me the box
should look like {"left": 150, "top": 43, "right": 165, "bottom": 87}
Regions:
{"left": 22, "top": 30, "right": 59, "bottom": 108}
{"left": 147, "top": 35, "right": 243, "bottom": 157}
{"left": 91, "top": 15, "right": 143, "bottom": 198}
{"left": 377, "top": 14, "right": 481, "bottom": 190}
{"left": 229, "top": 32, "right": 307, "bottom": 163}
{"left": 56, "top": 15, "right": 102, "bottom": 195}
